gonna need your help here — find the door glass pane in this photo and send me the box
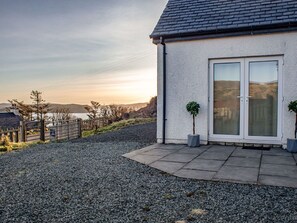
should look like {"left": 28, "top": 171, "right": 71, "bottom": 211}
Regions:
{"left": 249, "top": 61, "right": 278, "bottom": 137}
{"left": 214, "top": 63, "right": 240, "bottom": 135}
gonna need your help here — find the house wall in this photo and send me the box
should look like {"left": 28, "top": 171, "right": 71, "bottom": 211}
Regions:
{"left": 157, "top": 31, "right": 297, "bottom": 146}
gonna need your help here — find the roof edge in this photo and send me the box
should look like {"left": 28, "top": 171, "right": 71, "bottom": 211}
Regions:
{"left": 151, "top": 22, "right": 297, "bottom": 44}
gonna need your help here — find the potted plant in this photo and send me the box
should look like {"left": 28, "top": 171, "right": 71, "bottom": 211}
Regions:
{"left": 186, "top": 101, "right": 200, "bottom": 147}
{"left": 287, "top": 100, "right": 297, "bottom": 152}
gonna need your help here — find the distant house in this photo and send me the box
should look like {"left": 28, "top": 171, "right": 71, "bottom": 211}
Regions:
{"left": 0, "top": 113, "right": 22, "bottom": 130}
{"left": 151, "top": 0, "right": 297, "bottom": 146}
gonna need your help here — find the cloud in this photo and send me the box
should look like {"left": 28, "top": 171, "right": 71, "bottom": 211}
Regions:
{"left": 0, "top": 0, "right": 167, "bottom": 103}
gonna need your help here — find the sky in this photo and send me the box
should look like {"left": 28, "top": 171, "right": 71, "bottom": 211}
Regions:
{"left": 0, "top": 0, "right": 167, "bottom": 104}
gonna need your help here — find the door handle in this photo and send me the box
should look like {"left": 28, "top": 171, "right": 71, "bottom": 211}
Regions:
{"left": 237, "top": 96, "right": 243, "bottom": 102}
{"left": 246, "top": 96, "right": 252, "bottom": 102}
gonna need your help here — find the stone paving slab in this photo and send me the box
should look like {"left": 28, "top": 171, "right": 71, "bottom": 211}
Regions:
{"left": 225, "top": 157, "right": 260, "bottom": 168}
{"left": 232, "top": 148, "right": 262, "bottom": 158}
{"left": 260, "top": 163, "right": 297, "bottom": 179}
{"left": 174, "top": 169, "right": 216, "bottom": 180}
{"left": 262, "top": 148, "right": 293, "bottom": 157}
{"left": 214, "top": 166, "right": 259, "bottom": 183}
{"left": 123, "top": 144, "right": 297, "bottom": 188}
{"left": 160, "top": 153, "right": 199, "bottom": 163}
{"left": 292, "top": 153, "right": 297, "bottom": 164}
{"left": 153, "top": 144, "right": 185, "bottom": 150}
{"left": 183, "top": 159, "right": 224, "bottom": 171}
{"left": 207, "top": 146, "right": 236, "bottom": 153}
{"left": 131, "top": 154, "right": 164, "bottom": 165}
{"left": 122, "top": 146, "right": 155, "bottom": 158}
{"left": 177, "top": 147, "right": 207, "bottom": 155}
{"left": 262, "top": 155, "right": 296, "bottom": 166}
{"left": 259, "top": 175, "right": 297, "bottom": 188}
{"left": 149, "top": 161, "right": 186, "bottom": 174}
{"left": 198, "top": 151, "right": 231, "bottom": 161}
{"left": 144, "top": 149, "right": 175, "bottom": 156}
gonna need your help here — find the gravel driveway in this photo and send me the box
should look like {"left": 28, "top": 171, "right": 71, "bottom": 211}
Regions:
{"left": 0, "top": 122, "right": 296, "bottom": 223}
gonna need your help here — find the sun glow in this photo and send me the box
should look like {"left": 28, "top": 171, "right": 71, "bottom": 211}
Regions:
{"left": 40, "top": 68, "right": 157, "bottom": 104}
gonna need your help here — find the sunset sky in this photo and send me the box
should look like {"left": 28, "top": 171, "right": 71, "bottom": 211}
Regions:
{"left": 0, "top": 0, "right": 167, "bottom": 104}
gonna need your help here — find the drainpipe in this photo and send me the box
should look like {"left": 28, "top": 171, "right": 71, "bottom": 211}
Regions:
{"left": 160, "top": 37, "right": 167, "bottom": 144}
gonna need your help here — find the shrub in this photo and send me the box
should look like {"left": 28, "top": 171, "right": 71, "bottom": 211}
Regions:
{"left": 0, "top": 136, "right": 13, "bottom": 151}
{"left": 288, "top": 100, "right": 297, "bottom": 113}
{"left": 186, "top": 101, "right": 200, "bottom": 135}
{"left": 288, "top": 100, "right": 297, "bottom": 139}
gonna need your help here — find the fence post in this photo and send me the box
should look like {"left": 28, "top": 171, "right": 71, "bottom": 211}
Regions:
{"left": 67, "top": 121, "right": 70, "bottom": 140}
{"left": 20, "top": 121, "right": 27, "bottom": 142}
{"left": 9, "top": 131, "right": 14, "bottom": 142}
{"left": 78, "top": 119, "right": 82, "bottom": 138}
{"left": 40, "top": 119, "right": 46, "bottom": 141}
{"left": 56, "top": 122, "right": 59, "bottom": 141}
{"left": 15, "top": 130, "right": 19, "bottom": 143}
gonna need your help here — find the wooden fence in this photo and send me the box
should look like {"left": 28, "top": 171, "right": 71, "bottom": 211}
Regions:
{"left": 0, "top": 128, "right": 20, "bottom": 143}
{"left": 49, "top": 119, "right": 82, "bottom": 141}
{"left": 81, "top": 118, "right": 109, "bottom": 131}
{"left": 0, "top": 117, "right": 110, "bottom": 143}
{"left": 20, "top": 120, "right": 51, "bottom": 142}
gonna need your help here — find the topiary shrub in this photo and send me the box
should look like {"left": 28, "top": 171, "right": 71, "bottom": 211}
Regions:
{"left": 186, "top": 101, "right": 200, "bottom": 135}
{"left": 288, "top": 100, "right": 297, "bottom": 139}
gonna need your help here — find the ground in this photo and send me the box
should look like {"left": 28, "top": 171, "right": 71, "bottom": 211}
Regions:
{"left": 0, "top": 123, "right": 296, "bottom": 223}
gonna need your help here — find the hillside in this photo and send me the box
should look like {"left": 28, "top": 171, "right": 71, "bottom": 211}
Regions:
{"left": 130, "top": 97, "right": 157, "bottom": 118}
{"left": 0, "top": 102, "right": 148, "bottom": 113}
{"left": 48, "top": 104, "right": 88, "bottom": 113}
{"left": 0, "top": 103, "right": 9, "bottom": 112}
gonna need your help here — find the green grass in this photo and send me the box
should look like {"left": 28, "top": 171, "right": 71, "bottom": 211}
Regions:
{"left": 82, "top": 118, "right": 156, "bottom": 138}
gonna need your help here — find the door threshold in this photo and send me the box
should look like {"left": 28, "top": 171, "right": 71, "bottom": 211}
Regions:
{"left": 209, "top": 141, "right": 282, "bottom": 148}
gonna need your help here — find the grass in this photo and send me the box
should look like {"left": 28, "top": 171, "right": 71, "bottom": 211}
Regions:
{"left": 0, "top": 141, "right": 48, "bottom": 155}
{"left": 0, "top": 117, "right": 155, "bottom": 153}
{"left": 82, "top": 118, "right": 156, "bottom": 138}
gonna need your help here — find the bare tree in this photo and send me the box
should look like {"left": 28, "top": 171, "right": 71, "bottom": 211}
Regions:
{"left": 99, "top": 105, "right": 109, "bottom": 118}
{"left": 84, "top": 101, "right": 101, "bottom": 120}
{"left": 108, "top": 105, "right": 128, "bottom": 122}
{"left": 30, "top": 90, "right": 49, "bottom": 121}
{"left": 7, "top": 99, "right": 34, "bottom": 121}
{"left": 51, "top": 108, "right": 72, "bottom": 124}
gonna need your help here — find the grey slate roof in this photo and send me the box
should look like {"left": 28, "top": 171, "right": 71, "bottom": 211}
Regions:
{"left": 151, "top": 0, "right": 297, "bottom": 39}
{"left": 0, "top": 113, "right": 21, "bottom": 130}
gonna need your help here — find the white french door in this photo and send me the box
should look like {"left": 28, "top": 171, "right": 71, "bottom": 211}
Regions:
{"left": 209, "top": 56, "right": 283, "bottom": 142}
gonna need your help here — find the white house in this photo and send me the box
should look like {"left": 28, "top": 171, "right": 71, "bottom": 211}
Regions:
{"left": 150, "top": 0, "right": 297, "bottom": 147}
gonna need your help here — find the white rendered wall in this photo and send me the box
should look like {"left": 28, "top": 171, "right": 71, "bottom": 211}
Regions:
{"left": 156, "top": 32, "right": 297, "bottom": 145}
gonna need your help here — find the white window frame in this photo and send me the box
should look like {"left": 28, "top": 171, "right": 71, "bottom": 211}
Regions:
{"left": 209, "top": 56, "right": 283, "bottom": 143}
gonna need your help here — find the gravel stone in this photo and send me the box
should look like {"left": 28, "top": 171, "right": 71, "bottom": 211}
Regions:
{"left": 0, "top": 122, "right": 296, "bottom": 223}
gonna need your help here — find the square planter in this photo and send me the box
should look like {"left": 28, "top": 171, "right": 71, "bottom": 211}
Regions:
{"left": 287, "top": 139, "right": 297, "bottom": 153}
{"left": 188, "top": 134, "right": 200, "bottom": 147}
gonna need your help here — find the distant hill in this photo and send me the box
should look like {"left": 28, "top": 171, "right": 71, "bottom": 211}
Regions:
{"left": 130, "top": 97, "right": 157, "bottom": 118}
{"left": 49, "top": 102, "right": 147, "bottom": 113}
{"left": 0, "top": 103, "right": 9, "bottom": 112}
{"left": 0, "top": 102, "right": 148, "bottom": 113}
{"left": 48, "top": 104, "right": 88, "bottom": 113}
{"left": 118, "top": 103, "right": 148, "bottom": 111}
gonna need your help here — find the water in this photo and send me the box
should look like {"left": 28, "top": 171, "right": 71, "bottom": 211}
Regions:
{"left": 47, "top": 113, "right": 89, "bottom": 120}
{"left": 71, "top": 113, "right": 89, "bottom": 120}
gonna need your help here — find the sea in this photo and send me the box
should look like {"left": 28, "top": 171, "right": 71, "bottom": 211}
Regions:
{"left": 47, "top": 113, "right": 89, "bottom": 120}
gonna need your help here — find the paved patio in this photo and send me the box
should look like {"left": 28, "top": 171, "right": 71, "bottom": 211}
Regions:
{"left": 123, "top": 144, "right": 297, "bottom": 188}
